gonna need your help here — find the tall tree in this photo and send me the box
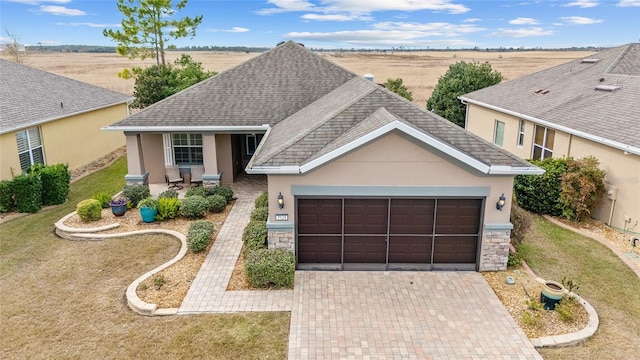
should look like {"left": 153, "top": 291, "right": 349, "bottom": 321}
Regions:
{"left": 103, "top": 0, "right": 202, "bottom": 68}
{"left": 384, "top": 78, "right": 413, "bottom": 101}
{"left": 131, "top": 54, "right": 216, "bottom": 108}
{"left": 427, "top": 61, "right": 502, "bottom": 127}
{"left": 2, "top": 28, "right": 26, "bottom": 63}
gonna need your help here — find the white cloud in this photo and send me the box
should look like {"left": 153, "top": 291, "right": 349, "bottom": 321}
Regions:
{"left": 560, "top": 16, "right": 604, "bottom": 24}
{"left": 38, "top": 5, "right": 85, "bottom": 16}
{"left": 373, "top": 21, "right": 484, "bottom": 35}
{"left": 4, "top": 0, "right": 70, "bottom": 4}
{"left": 225, "top": 27, "right": 249, "bottom": 33}
{"left": 509, "top": 17, "right": 539, "bottom": 25}
{"left": 489, "top": 27, "right": 555, "bottom": 37}
{"left": 286, "top": 29, "right": 475, "bottom": 47}
{"left": 301, "top": 13, "right": 373, "bottom": 21}
{"left": 463, "top": 18, "right": 482, "bottom": 23}
{"left": 259, "top": 0, "right": 470, "bottom": 15}
{"left": 562, "top": 0, "right": 599, "bottom": 7}
{"left": 617, "top": 0, "right": 640, "bottom": 6}
{"left": 55, "top": 22, "right": 121, "bottom": 28}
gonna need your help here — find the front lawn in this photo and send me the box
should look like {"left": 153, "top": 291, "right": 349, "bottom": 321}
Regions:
{"left": 517, "top": 216, "right": 640, "bottom": 359}
{"left": 0, "top": 156, "right": 290, "bottom": 359}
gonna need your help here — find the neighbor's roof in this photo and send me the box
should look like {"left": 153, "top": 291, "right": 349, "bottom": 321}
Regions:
{"left": 460, "top": 43, "right": 640, "bottom": 155}
{"left": 105, "top": 41, "right": 356, "bottom": 130}
{"left": 248, "top": 75, "right": 540, "bottom": 175}
{"left": 0, "top": 59, "right": 132, "bottom": 135}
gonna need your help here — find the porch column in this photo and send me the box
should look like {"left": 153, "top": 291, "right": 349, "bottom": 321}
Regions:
{"left": 202, "top": 134, "right": 221, "bottom": 186}
{"left": 124, "top": 133, "right": 148, "bottom": 185}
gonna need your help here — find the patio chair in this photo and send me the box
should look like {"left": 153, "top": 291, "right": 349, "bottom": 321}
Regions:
{"left": 165, "top": 166, "right": 184, "bottom": 190}
{"left": 190, "top": 165, "right": 204, "bottom": 187}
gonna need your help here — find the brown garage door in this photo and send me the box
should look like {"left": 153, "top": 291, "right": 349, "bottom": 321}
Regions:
{"left": 297, "top": 197, "right": 482, "bottom": 271}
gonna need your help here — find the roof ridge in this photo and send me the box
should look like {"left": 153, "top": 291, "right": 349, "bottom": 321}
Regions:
{"left": 605, "top": 43, "right": 631, "bottom": 75}
{"left": 252, "top": 77, "right": 377, "bottom": 165}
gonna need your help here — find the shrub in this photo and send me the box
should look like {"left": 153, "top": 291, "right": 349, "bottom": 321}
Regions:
{"left": 559, "top": 156, "right": 606, "bottom": 221}
{"left": 514, "top": 157, "right": 568, "bottom": 216}
{"left": 250, "top": 206, "right": 269, "bottom": 221}
{"left": 0, "top": 180, "right": 15, "bottom": 213}
{"left": 92, "top": 192, "right": 112, "bottom": 208}
{"left": 29, "top": 163, "right": 70, "bottom": 206}
{"left": 555, "top": 297, "right": 579, "bottom": 323}
{"left": 212, "top": 185, "right": 234, "bottom": 203}
{"left": 158, "top": 189, "right": 178, "bottom": 199}
{"left": 507, "top": 251, "right": 522, "bottom": 267}
{"left": 156, "top": 197, "right": 180, "bottom": 221}
{"left": 137, "top": 197, "right": 158, "bottom": 210}
{"left": 510, "top": 203, "right": 532, "bottom": 245}
{"left": 185, "top": 186, "right": 208, "bottom": 198}
{"left": 242, "top": 219, "right": 267, "bottom": 252}
{"left": 189, "top": 220, "right": 216, "bottom": 233}
{"left": 187, "top": 228, "right": 212, "bottom": 253}
{"left": 180, "top": 195, "right": 208, "bottom": 219}
{"left": 121, "top": 185, "right": 150, "bottom": 207}
{"left": 207, "top": 194, "right": 227, "bottom": 213}
{"left": 76, "top": 199, "right": 102, "bottom": 221}
{"left": 244, "top": 249, "right": 295, "bottom": 288}
{"left": 13, "top": 173, "right": 42, "bottom": 213}
{"left": 254, "top": 192, "right": 268, "bottom": 208}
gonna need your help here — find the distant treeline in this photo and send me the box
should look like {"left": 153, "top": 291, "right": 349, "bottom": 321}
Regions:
{"left": 26, "top": 44, "right": 608, "bottom": 54}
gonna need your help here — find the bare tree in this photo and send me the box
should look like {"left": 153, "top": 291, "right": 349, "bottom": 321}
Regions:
{"left": 2, "top": 28, "right": 26, "bottom": 63}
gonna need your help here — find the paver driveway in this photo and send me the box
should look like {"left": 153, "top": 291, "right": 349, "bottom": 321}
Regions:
{"left": 289, "top": 271, "right": 542, "bottom": 360}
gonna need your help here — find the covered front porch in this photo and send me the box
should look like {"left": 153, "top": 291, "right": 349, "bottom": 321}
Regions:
{"left": 123, "top": 131, "right": 266, "bottom": 187}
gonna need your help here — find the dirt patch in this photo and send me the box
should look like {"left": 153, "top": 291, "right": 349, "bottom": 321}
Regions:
{"left": 483, "top": 268, "right": 589, "bottom": 338}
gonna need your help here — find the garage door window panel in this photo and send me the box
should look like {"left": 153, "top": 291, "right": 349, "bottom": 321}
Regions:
{"left": 435, "top": 199, "right": 482, "bottom": 234}
{"left": 389, "top": 199, "right": 434, "bottom": 234}
{"left": 344, "top": 199, "right": 388, "bottom": 234}
{"left": 298, "top": 199, "right": 342, "bottom": 234}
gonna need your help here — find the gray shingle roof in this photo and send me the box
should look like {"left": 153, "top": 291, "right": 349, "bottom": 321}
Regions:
{"left": 253, "top": 76, "right": 532, "bottom": 169}
{"left": 0, "top": 59, "right": 131, "bottom": 135}
{"left": 108, "top": 41, "right": 357, "bottom": 128}
{"left": 460, "top": 43, "right": 640, "bottom": 153}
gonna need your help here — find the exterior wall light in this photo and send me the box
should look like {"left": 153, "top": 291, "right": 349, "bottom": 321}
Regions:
{"left": 277, "top": 192, "right": 284, "bottom": 209}
{"left": 496, "top": 193, "right": 506, "bottom": 211}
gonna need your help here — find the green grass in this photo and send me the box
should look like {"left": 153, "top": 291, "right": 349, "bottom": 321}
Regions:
{"left": 518, "top": 216, "right": 640, "bottom": 359}
{"left": 0, "top": 156, "right": 290, "bottom": 359}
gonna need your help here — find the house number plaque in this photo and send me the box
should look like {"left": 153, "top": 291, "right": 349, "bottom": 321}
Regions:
{"left": 275, "top": 214, "right": 288, "bottom": 221}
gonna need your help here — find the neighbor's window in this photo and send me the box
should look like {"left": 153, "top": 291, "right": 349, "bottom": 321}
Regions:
{"left": 493, "top": 120, "right": 505, "bottom": 147}
{"left": 15, "top": 127, "right": 45, "bottom": 172}
{"left": 246, "top": 134, "right": 264, "bottom": 156}
{"left": 532, "top": 125, "right": 555, "bottom": 160}
{"left": 172, "top": 133, "right": 203, "bottom": 165}
{"left": 517, "top": 119, "right": 525, "bottom": 147}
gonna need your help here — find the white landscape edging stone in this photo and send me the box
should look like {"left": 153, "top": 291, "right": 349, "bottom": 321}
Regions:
{"left": 54, "top": 214, "right": 187, "bottom": 316}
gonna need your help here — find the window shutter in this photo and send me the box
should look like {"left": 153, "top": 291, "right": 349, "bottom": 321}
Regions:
{"left": 163, "top": 134, "right": 173, "bottom": 166}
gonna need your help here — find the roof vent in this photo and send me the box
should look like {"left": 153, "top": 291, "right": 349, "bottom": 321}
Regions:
{"left": 595, "top": 84, "right": 621, "bottom": 92}
{"left": 364, "top": 74, "right": 374, "bottom": 82}
{"left": 581, "top": 58, "right": 600, "bottom": 64}
{"left": 534, "top": 89, "right": 550, "bottom": 95}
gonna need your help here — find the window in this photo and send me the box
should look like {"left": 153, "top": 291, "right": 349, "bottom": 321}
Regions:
{"left": 532, "top": 125, "right": 555, "bottom": 160}
{"left": 15, "top": 127, "right": 45, "bottom": 172}
{"left": 172, "top": 133, "right": 203, "bottom": 165}
{"left": 517, "top": 119, "right": 525, "bottom": 147}
{"left": 246, "top": 134, "right": 263, "bottom": 156}
{"left": 493, "top": 120, "right": 505, "bottom": 147}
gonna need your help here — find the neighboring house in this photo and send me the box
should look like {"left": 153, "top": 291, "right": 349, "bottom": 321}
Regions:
{"left": 460, "top": 43, "right": 639, "bottom": 234}
{"left": 0, "top": 59, "right": 132, "bottom": 180}
{"left": 104, "top": 41, "right": 542, "bottom": 272}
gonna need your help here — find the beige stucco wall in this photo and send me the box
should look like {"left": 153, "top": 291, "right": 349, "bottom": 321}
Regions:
{"left": 216, "top": 134, "right": 233, "bottom": 185}
{"left": 267, "top": 132, "right": 514, "bottom": 227}
{"left": 1, "top": 104, "right": 127, "bottom": 181}
{"left": 466, "top": 103, "right": 639, "bottom": 232}
{"left": 139, "top": 133, "right": 165, "bottom": 184}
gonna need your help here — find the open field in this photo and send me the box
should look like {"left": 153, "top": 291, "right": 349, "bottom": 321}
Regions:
{"left": 17, "top": 50, "right": 595, "bottom": 106}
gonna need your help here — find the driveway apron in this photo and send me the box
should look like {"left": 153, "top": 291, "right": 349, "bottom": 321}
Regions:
{"left": 289, "top": 271, "right": 542, "bottom": 360}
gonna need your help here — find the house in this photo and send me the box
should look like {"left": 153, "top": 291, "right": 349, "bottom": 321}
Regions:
{"left": 460, "top": 43, "right": 639, "bottom": 233}
{"left": 0, "top": 59, "right": 132, "bottom": 180}
{"left": 104, "top": 41, "right": 543, "bottom": 272}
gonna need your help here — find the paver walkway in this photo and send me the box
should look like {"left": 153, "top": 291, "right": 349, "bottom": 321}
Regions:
{"left": 289, "top": 271, "right": 542, "bottom": 360}
{"left": 179, "top": 175, "right": 293, "bottom": 313}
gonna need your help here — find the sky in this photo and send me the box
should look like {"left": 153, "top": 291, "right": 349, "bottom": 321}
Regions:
{"left": 0, "top": 0, "right": 638, "bottom": 49}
